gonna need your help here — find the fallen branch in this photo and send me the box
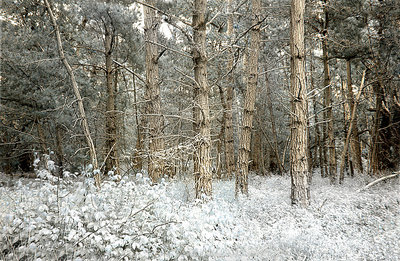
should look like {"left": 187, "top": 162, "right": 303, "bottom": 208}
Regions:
{"left": 358, "top": 172, "right": 400, "bottom": 192}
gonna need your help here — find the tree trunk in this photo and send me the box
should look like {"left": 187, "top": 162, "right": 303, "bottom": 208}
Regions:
{"left": 44, "top": 0, "right": 99, "bottom": 186}
{"left": 289, "top": 0, "right": 310, "bottom": 207}
{"left": 264, "top": 68, "right": 284, "bottom": 174}
{"left": 193, "top": 0, "right": 212, "bottom": 199}
{"left": 236, "top": 0, "right": 261, "bottom": 196}
{"left": 339, "top": 71, "right": 365, "bottom": 183}
{"left": 322, "top": 2, "right": 337, "bottom": 184}
{"left": 346, "top": 59, "right": 363, "bottom": 174}
{"left": 144, "top": 0, "right": 165, "bottom": 183}
{"left": 310, "top": 53, "right": 324, "bottom": 176}
{"left": 370, "top": 80, "right": 383, "bottom": 174}
{"left": 55, "top": 124, "right": 64, "bottom": 176}
{"left": 104, "top": 25, "right": 118, "bottom": 175}
{"left": 224, "top": 0, "right": 236, "bottom": 179}
{"left": 132, "top": 73, "right": 144, "bottom": 171}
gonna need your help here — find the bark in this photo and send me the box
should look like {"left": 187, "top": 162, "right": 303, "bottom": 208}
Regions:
{"left": 250, "top": 128, "right": 262, "bottom": 173}
{"left": 224, "top": 0, "right": 236, "bottom": 179}
{"left": 193, "top": 0, "right": 212, "bottom": 199}
{"left": 289, "top": 0, "right": 310, "bottom": 207}
{"left": 144, "top": 0, "right": 165, "bottom": 183}
{"left": 236, "top": 0, "right": 261, "bottom": 196}
{"left": 322, "top": 2, "right": 337, "bottom": 184}
{"left": 104, "top": 23, "right": 118, "bottom": 175}
{"left": 346, "top": 59, "right": 363, "bottom": 174}
{"left": 44, "top": 0, "right": 99, "bottom": 186}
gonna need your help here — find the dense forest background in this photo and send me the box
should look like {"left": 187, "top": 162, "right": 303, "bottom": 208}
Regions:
{"left": 1, "top": 0, "right": 400, "bottom": 196}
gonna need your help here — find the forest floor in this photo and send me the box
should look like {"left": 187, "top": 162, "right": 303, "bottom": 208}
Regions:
{"left": 0, "top": 170, "right": 399, "bottom": 260}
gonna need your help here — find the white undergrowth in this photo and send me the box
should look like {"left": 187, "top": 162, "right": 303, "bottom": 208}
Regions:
{"left": 0, "top": 172, "right": 399, "bottom": 260}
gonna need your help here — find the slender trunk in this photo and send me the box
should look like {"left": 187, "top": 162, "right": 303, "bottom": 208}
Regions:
{"left": 224, "top": 0, "right": 236, "bottom": 179}
{"left": 236, "top": 0, "right": 261, "bottom": 196}
{"left": 310, "top": 53, "right": 324, "bottom": 176}
{"left": 36, "top": 119, "right": 47, "bottom": 153}
{"left": 193, "top": 0, "right": 212, "bottom": 199}
{"left": 339, "top": 71, "right": 365, "bottom": 183}
{"left": 104, "top": 25, "right": 118, "bottom": 175}
{"left": 264, "top": 68, "right": 284, "bottom": 174}
{"left": 370, "top": 80, "right": 383, "bottom": 174}
{"left": 144, "top": 0, "right": 165, "bottom": 182}
{"left": 346, "top": 59, "right": 363, "bottom": 174}
{"left": 341, "top": 80, "right": 350, "bottom": 176}
{"left": 55, "top": 124, "right": 64, "bottom": 176}
{"left": 290, "top": 0, "right": 310, "bottom": 207}
{"left": 322, "top": 2, "right": 336, "bottom": 183}
{"left": 132, "top": 74, "right": 144, "bottom": 170}
{"left": 44, "top": 0, "right": 99, "bottom": 186}
{"left": 218, "top": 85, "right": 227, "bottom": 179}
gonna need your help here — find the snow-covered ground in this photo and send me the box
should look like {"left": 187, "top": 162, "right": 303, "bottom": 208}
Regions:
{"left": 1, "top": 172, "right": 399, "bottom": 260}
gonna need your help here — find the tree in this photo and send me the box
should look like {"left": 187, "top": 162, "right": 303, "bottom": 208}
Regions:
{"left": 44, "top": 0, "right": 100, "bottom": 186}
{"left": 193, "top": 0, "right": 212, "bottom": 199}
{"left": 224, "top": 0, "right": 236, "bottom": 180}
{"left": 144, "top": 0, "right": 165, "bottom": 183}
{"left": 236, "top": 0, "right": 262, "bottom": 196}
{"left": 289, "top": 0, "right": 310, "bottom": 206}
{"left": 321, "top": 0, "right": 337, "bottom": 183}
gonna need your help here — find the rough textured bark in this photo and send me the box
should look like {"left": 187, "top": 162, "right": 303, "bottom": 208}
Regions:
{"left": 289, "top": 0, "right": 310, "bottom": 207}
{"left": 193, "top": 0, "right": 212, "bottom": 199}
{"left": 224, "top": 0, "right": 236, "bottom": 179}
{"left": 346, "top": 60, "right": 363, "bottom": 174}
{"left": 236, "top": 0, "right": 261, "bottom": 196}
{"left": 44, "top": 0, "right": 99, "bottom": 186}
{"left": 104, "top": 24, "right": 118, "bottom": 175}
{"left": 322, "top": 1, "right": 337, "bottom": 183}
{"left": 144, "top": 0, "right": 165, "bottom": 183}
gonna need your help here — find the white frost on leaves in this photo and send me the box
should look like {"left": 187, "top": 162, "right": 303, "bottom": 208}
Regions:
{"left": 0, "top": 172, "right": 399, "bottom": 260}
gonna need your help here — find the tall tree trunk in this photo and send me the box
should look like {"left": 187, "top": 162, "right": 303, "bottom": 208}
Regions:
{"left": 310, "top": 53, "right": 324, "bottom": 176}
{"left": 339, "top": 71, "right": 365, "bottom": 183}
{"left": 132, "top": 73, "right": 144, "bottom": 171}
{"left": 104, "top": 25, "right": 118, "bottom": 175}
{"left": 340, "top": 80, "right": 352, "bottom": 177}
{"left": 144, "top": 0, "right": 165, "bottom": 183}
{"left": 346, "top": 59, "right": 363, "bottom": 174}
{"left": 264, "top": 69, "right": 284, "bottom": 174}
{"left": 370, "top": 80, "right": 383, "bottom": 174}
{"left": 322, "top": 1, "right": 337, "bottom": 184}
{"left": 224, "top": 0, "right": 236, "bottom": 179}
{"left": 236, "top": 0, "right": 261, "bottom": 196}
{"left": 193, "top": 0, "right": 212, "bottom": 199}
{"left": 289, "top": 0, "right": 310, "bottom": 207}
{"left": 218, "top": 85, "right": 227, "bottom": 179}
{"left": 44, "top": 0, "right": 99, "bottom": 186}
